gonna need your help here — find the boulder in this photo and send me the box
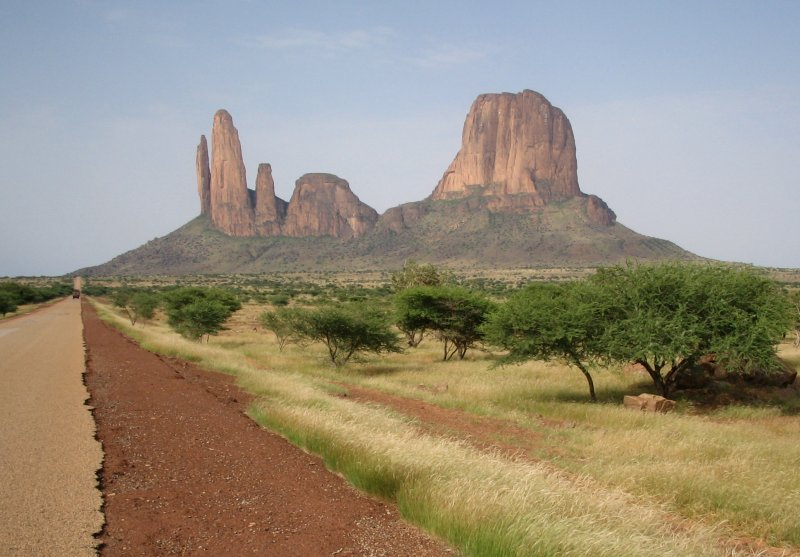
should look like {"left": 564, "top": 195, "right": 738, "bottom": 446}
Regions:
{"left": 623, "top": 394, "right": 676, "bottom": 413}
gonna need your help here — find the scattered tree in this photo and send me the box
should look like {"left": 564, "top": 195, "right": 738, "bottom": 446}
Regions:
{"left": 483, "top": 281, "right": 603, "bottom": 401}
{"left": 590, "top": 263, "right": 793, "bottom": 397}
{"left": 128, "top": 291, "right": 160, "bottom": 325}
{"left": 395, "top": 286, "right": 494, "bottom": 360}
{"left": 259, "top": 307, "right": 309, "bottom": 351}
{"left": 298, "top": 304, "right": 402, "bottom": 366}
{"left": 163, "top": 287, "right": 241, "bottom": 342}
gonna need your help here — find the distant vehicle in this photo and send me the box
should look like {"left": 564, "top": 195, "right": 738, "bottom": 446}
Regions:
{"left": 72, "top": 290, "right": 81, "bottom": 299}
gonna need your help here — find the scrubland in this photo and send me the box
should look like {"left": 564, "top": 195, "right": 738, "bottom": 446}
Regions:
{"left": 89, "top": 290, "right": 800, "bottom": 557}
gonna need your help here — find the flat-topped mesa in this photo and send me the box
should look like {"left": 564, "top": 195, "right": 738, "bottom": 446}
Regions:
{"left": 210, "top": 109, "right": 255, "bottom": 236}
{"left": 282, "top": 173, "right": 379, "bottom": 239}
{"left": 431, "top": 90, "right": 615, "bottom": 225}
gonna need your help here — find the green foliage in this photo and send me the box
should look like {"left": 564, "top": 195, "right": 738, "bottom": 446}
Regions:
{"left": 259, "top": 307, "right": 308, "bottom": 351}
{"left": 128, "top": 291, "right": 160, "bottom": 325}
{"left": 0, "top": 281, "right": 72, "bottom": 307}
{"left": 267, "top": 303, "right": 402, "bottom": 366}
{"left": 391, "top": 260, "right": 448, "bottom": 291}
{"left": 590, "top": 263, "right": 794, "bottom": 396}
{"left": 789, "top": 290, "right": 800, "bottom": 347}
{"left": 395, "top": 286, "right": 495, "bottom": 360}
{"left": 170, "top": 300, "right": 231, "bottom": 341}
{"left": 0, "top": 291, "right": 18, "bottom": 316}
{"left": 163, "top": 287, "right": 241, "bottom": 341}
{"left": 483, "top": 281, "right": 603, "bottom": 401}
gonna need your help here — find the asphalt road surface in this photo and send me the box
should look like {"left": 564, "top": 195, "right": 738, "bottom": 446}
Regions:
{"left": 0, "top": 298, "right": 103, "bottom": 556}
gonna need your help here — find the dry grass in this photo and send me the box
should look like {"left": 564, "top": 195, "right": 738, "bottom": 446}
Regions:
{"left": 93, "top": 298, "right": 800, "bottom": 554}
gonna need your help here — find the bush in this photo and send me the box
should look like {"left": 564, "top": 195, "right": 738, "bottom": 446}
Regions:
{"left": 163, "top": 287, "right": 241, "bottom": 341}
{"left": 0, "top": 291, "right": 17, "bottom": 316}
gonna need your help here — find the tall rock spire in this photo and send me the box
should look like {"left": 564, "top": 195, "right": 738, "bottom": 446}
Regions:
{"left": 196, "top": 135, "right": 211, "bottom": 216}
{"left": 210, "top": 109, "right": 254, "bottom": 236}
{"left": 254, "top": 163, "right": 286, "bottom": 236}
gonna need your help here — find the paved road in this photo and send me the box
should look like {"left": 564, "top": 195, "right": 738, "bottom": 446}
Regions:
{"left": 0, "top": 298, "right": 103, "bottom": 556}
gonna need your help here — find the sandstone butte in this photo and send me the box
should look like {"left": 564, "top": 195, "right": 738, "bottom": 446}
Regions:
{"left": 196, "top": 90, "right": 616, "bottom": 239}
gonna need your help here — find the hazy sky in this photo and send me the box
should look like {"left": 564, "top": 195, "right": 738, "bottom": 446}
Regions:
{"left": 1, "top": 1, "right": 798, "bottom": 276}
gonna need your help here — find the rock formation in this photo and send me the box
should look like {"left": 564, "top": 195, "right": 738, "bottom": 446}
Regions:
{"left": 254, "top": 163, "right": 286, "bottom": 236}
{"left": 431, "top": 90, "right": 615, "bottom": 226}
{"left": 282, "top": 174, "right": 379, "bottom": 240}
{"left": 198, "top": 91, "right": 617, "bottom": 240}
{"left": 210, "top": 109, "right": 254, "bottom": 236}
{"left": 196, "top": 135, "right": 211, "bottom": 216}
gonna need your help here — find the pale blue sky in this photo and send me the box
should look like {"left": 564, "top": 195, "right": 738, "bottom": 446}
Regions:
{"left": 1, "top": 1, "right": 798, "bottom": 276}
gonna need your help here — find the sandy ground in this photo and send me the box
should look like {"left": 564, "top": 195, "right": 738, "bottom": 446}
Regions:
{"left": 0, "top": 298, "right": 103, "bottom": 556}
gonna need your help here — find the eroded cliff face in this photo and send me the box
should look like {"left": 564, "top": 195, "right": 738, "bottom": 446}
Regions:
{"left": 282, "top": 174, "right": 379, "bottom": 240}
{"left": 433, "top": 90, "right": 580, "bottom": 202}
{"left": 197, "top": 91, "right": 617, "bottom": 240}
{"left": 210, "top": 110, "right": 255, "bottom": 236}
{"left": 430, "top": 90, "right": 615, "bottom": 226}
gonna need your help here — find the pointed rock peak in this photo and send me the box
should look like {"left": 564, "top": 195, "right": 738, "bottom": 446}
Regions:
{"left": 196, "top": 134, "right": 211, "bottom": 216}
{"left": 209, "top": 109, "right": 254, "bottom": 236}
{"left": 255, "top": 163, "right": 286, "bottom": 236}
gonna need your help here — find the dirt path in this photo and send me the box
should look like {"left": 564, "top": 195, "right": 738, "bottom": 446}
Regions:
{"left": 82, "top": 302, "right": 455, "bottom": 556}
{"left": 0, "top": 298, "right": 103, "bottom": 556}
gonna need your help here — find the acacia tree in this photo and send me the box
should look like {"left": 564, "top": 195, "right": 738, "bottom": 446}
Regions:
{"left": 483, "top": 281, "right": 603, "bottom": 401}
{"left": 591, "top": 263, "right": 793, "bottom": 397}
{"left": 391, "top": 260, "right": 451, "bottom": 346}
{"left": 395, "top": 286, "right": 494, "bottom": 360}
{"left": 283, "top": 303, "right": 402, "bottom": 366}
{"left": 163, "top": 287, "right": 242, "bottom": 342}
{"left": 259, "top": 307, "right": 309, "bottom": 351}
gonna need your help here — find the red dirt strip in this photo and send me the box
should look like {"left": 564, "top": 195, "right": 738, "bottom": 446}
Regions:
{"left": 82, "top": 302, "right": 456, "bottom": 556}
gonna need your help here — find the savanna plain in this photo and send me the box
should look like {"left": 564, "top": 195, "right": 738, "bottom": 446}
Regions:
{"left": 33, "top": 268, "right": 800, "bottom": 556}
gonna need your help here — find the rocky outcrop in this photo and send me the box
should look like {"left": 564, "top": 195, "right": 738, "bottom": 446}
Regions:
{"left": 197, "top": 92, "right": 618, "bottom": 239}
{"left": 431, "top": 90, "right": 615, "bottom": 226}
{"left": 282, "top": 174, "right": 379, "bottom": 239}
{"left": 254, "top": 163, "right": 287, "bottom": 236}
{"left": 196, "top": 135, "right": 211, "bottom": 216}
{"left": 210, "top": 109, "right": 254, "bottom": 236}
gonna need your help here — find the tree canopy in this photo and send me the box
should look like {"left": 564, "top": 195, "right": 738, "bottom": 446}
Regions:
{"left": 262, "top": 303, "right": 402, "bottom": 366}
{"left": 590, "top": 263, "right": 793, "bottom": 396}
{"left": 163, "top": 287, "right": 242, "bottom": 341}
{"left": 483, "top": 281, "right": 603, "bottom": 401}
{"left": 395, "top": 285, "right": 495, "bottom": 360}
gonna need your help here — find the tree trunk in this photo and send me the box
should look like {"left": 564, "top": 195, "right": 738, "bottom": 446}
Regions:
{"left": 637, "top": 359, "right": 667, "bottom": 396}
{"left": 568, "top": 351, "right": 596, "bottom": 402}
